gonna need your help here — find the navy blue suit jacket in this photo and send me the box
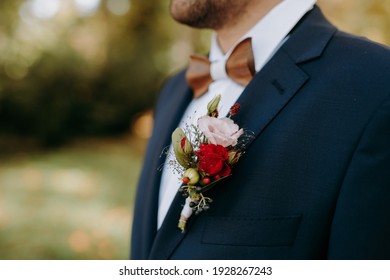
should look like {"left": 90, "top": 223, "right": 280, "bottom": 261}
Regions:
{"left": 131, "top": 6, "right": 390, "bottom": 259}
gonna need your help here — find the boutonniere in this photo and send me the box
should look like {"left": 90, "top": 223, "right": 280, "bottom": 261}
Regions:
{"left": 170, "top": 95, "right": 249, "bottom": 232}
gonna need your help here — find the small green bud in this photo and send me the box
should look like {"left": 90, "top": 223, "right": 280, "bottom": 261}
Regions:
{"left": 207, "top": 94, "right": 221, "bottom": 117}
{"left": 227, "top": 150, "right": 241, "bottom": 165}
{"left": 183, "top": 168, "right": 200, "bottom": 185}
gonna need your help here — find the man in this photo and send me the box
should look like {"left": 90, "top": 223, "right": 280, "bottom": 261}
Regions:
{"left": 131, "top": 0, "right": 390, "bottom": 259}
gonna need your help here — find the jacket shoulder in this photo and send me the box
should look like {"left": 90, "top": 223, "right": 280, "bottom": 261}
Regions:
{"left": 328, "top": 30, "right": 390, "bottom": 67}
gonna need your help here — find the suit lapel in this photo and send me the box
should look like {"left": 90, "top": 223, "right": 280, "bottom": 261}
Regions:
{"left": 231, "top": 6, "right": 337, "bottom": 148}
{"left": 148, "top": 191, "right": 196, "bottom": 259}
{"left": 231, "top": 49, "right": 309, "bottom": 148}
{"left": 147, "top": 6, "right": 337, "bottom": 259}
{"left": 148, "top": 85, "right": 200, "bottom": 259}
{"left": 131, "top": 71, "right": 192, "bottom": 259}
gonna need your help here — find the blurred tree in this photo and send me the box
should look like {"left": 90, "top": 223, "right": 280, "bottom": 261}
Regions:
{"left": 0, "top": 0, "right": 182, "bottom": 147}
{"left": 318, "top": 0, "right": 390, "bottom": 44}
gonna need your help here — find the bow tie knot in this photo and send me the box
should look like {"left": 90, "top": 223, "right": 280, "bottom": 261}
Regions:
{"left": 185, "top": 38, "right": 256, "bottom": 99}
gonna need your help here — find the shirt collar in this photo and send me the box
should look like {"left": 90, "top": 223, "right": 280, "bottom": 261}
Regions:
{"left": 209, "top": 0, "right": 317, "bottom": 72}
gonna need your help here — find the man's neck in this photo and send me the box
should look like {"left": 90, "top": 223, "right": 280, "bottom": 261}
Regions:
{"left": 215, "top": 0, "right": 283, "bottom": 54}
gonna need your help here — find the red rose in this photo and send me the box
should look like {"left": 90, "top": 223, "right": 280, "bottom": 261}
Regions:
{"left": 218, "top": 163, "right": 231, "bottom": 177}
{"left": 196, "top": 144, "right": 231, "bottom": 177}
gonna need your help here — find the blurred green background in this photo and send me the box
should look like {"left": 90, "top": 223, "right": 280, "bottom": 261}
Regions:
{"left": 0, "top": 0, "right": 389, "bottom": 259}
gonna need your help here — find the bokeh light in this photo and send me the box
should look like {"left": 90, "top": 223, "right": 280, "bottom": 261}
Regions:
{"left": 30, "top": 0, "right": 62, "bottom": 19}
{"left": 107, "top": 0, "right": 131, "bottom": 16}
{"left": 132, "top": 111, "right": 154, "bottom": 140}
{"left": 74, "top": 0, "right": 101, "bottom": 16}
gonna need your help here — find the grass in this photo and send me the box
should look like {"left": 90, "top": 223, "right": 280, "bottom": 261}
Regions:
{"left": 0, "top": 136, "right": 146, "bottom": 259}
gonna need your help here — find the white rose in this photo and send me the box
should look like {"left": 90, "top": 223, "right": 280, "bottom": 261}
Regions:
{"left": 198, "top": 116, "right": 244, "bottom": 147}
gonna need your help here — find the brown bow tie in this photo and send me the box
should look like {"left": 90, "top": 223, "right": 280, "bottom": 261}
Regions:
{"left": 185, "top": 38, "right": 255, "bottom": 99}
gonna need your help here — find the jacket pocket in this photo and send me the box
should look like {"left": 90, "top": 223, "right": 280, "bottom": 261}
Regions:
{"left": 201, "top": 215, "right": 302, "bottom": 247}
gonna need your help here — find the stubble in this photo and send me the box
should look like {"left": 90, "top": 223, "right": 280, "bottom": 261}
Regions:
{"left": 169, "top": 0, "right": 253, "bottom": 30}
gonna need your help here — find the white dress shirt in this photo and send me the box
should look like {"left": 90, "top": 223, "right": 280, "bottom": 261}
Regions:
{"left": 157, "top": 0, "right": 317, "bottom": 229}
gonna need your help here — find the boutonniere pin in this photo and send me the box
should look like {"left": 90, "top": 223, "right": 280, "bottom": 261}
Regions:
{"left": 170, "top": 95, "right": 248, "bottom": 232}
